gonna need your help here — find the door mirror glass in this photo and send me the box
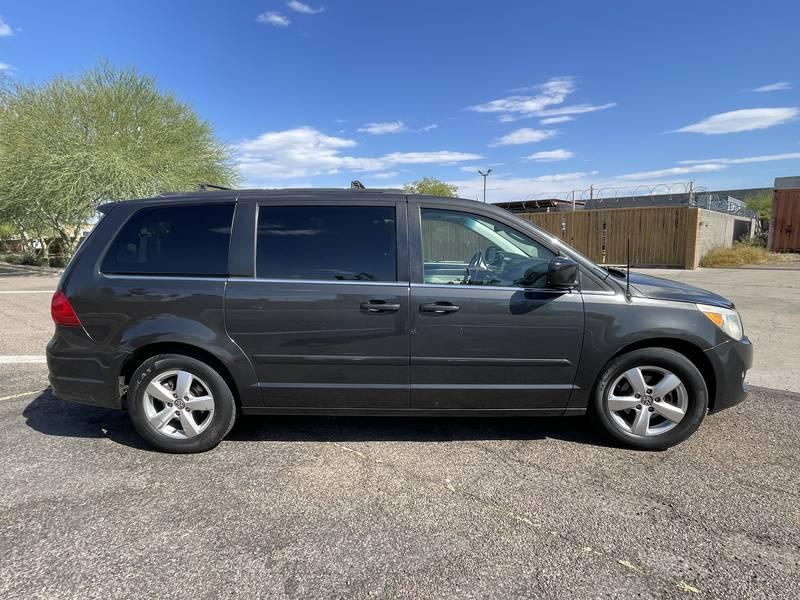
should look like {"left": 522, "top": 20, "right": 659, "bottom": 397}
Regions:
{"left": 545, "top": 257, "right": 579, "bottom": 290}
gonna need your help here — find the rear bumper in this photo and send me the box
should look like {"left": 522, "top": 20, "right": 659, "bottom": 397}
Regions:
{"left": 46, "top": 326, "right": 130, "bottom": 410}
{"left": 705, "top": 336, "right": 753, "bottom": 413}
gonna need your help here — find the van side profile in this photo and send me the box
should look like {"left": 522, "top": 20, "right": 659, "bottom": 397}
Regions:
{"left": 47, "top": 189, "right": 752, "bottom": 453}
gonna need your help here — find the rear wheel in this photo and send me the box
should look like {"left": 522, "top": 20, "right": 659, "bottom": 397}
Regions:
{"left": 127, "top": 354, "right": 236, "bottom": 453}
{"left": 591, "top": 348, "right": 708, "bottom": 450}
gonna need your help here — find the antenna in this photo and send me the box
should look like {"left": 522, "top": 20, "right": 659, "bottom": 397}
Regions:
{"left": 626, "top": 239, "right": 632, "bottom": 300}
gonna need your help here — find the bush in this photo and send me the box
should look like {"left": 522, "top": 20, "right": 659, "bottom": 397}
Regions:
{"left": 48, "top": 256, "right": 67, "bottom": 268}
{"left": 701, "top": 243, "right": 770, "bottom": 268}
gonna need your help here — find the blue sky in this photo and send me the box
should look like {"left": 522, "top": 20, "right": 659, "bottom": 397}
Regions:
{"left": 1, "top": 0, "right": 799, "bottom": 201}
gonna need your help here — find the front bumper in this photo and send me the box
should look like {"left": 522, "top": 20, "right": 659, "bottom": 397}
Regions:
{"left": 46, "top": 326, "right": 130, "bottom": 410}
{"left": 705, "top": 335, "right": 753, "bottom": 413}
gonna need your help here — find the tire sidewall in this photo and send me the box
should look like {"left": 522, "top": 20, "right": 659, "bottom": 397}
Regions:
{"left": 127, "top": 354, "right": 236, "bottom": 453}
{"left": 592, "top": 348, "right": 708, "bottom": 450}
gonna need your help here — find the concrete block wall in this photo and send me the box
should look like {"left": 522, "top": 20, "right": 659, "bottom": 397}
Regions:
{"left": 690, "top": 209, "right": 755, "bottom": 268}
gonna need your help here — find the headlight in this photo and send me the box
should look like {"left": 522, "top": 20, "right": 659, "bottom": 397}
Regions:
{"left": 696, "top": 303, "right": 743, "bottom": 341}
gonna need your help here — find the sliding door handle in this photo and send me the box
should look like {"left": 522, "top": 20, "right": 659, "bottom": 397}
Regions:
{"left": 420, "top": 302, "right": 460, "bottom": 314}
{"left": 360, "top": 300, "right": 401, "bottom": 313}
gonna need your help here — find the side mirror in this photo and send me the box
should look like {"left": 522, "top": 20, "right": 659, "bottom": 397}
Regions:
{"left": 546, "top": 257, "right": 579, "bottom": 290}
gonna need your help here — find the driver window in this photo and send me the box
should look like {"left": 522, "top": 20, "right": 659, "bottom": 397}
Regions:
{"left": 421, "top": 208, "right": 556, "bottom": 288}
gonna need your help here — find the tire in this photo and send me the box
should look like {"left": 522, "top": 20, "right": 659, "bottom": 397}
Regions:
{"left": 590, "top": 347, "right": 708, "bottom": 450}
{"left": 127, "top": 354, "right": 237, "bottom": 453}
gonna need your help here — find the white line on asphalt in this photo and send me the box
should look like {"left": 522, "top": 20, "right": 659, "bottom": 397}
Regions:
{"left": 0, "top": 290, "right": 54, "bottom": 294}
{"left": 0, "top": 390, "right": 41, "bottom": 401}
{"left": 0, "top": 355, "right": 47, "bottom": 364}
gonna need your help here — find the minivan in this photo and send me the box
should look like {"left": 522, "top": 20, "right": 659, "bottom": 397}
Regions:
{"left": 47, "top": 189, "right": 752, "bottom": 453}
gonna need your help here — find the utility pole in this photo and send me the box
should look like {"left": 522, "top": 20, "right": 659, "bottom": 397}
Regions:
{"left": 478, "top": 169, "right": 492, "bottom": 203}
{"left": 688, "top": 180, "right": 694, "bottom": 205}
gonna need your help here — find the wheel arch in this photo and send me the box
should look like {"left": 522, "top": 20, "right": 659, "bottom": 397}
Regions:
{"left": 607, "top": 338, "right": 716, "bottom": 410}
{"left": 120, "top": 342, "right": 241, "bottom": 409}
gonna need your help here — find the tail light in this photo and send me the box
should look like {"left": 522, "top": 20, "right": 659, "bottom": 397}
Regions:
{"left": 51, "top": 290, "right": 81, "bottom": 327}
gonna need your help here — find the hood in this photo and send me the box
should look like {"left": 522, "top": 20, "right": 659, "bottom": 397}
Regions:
{"left": 625, "top": 272, "right": 734, "bottom": 309}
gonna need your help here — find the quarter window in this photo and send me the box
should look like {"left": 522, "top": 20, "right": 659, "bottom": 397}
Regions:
{"left": 256, "top": 206, "right": 397, "bottom": 282}
{"left": 101, "top": 203, "right": 234, "bottom": 277}
{"left": 421, "top": 208, "right": 556, "bottom": 288}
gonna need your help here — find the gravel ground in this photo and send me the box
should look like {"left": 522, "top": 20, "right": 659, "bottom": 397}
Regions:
{"left": 0, "top": 366, "right": 797, "bottom": 599}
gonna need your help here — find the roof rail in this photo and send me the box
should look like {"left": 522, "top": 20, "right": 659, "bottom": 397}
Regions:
{"left": 198, "top": 183, "right": 232, "bottom": 191}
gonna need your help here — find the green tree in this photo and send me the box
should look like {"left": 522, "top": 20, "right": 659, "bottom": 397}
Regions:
{"left": 403, "top": 177, "right": 458, "bottom": 197}
{"left": 0, "top": 64, "right": 237, "bottom": 257}
{"left": 744, "top": 189, "right": 773, "bottom": 221}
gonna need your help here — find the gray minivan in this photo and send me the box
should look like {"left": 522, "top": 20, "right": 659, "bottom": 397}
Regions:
{"left": 47, "top": 189, "right": 752, "bottom": 453}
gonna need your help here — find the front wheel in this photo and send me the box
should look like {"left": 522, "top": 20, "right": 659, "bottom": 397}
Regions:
{"left": 127, "top": 354, "right": 237, "bottom": 453}
{"left": 591, "top": 348, "right": 708, "bottom": 450}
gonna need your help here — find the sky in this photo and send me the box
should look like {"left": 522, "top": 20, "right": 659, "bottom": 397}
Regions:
{"left": 1, "top": 0, "right": 799, "bottom": 202}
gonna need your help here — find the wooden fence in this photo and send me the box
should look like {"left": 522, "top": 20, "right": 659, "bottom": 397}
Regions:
{"left": 519, "top": 206, "right": 699, "bottom": 268}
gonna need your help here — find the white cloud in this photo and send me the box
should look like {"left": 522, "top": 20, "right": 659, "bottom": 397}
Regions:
{"left": 358, "top": 121, "right": 406, "bottom": 135}
{"left": 234, "top": 127, "right": 482, "bottom": 183}
{"left": 674, "top": 107, "right": 799, "bottom": 134}
{"left": 752, "top": 82, "right": 791, "bottom": 93}
{"left": 525, "top": 149, "right": 574, "bottom": 162}
{"left": 533, "top": 171, "right": 597, "bottom": 182}
{"left": 257, "top": 12, "right": 291, "bottom": 27}
{"left": 420, "top": 124, "right": 438, "bottom": 132}
{"left": 287, "top": 0, "right": 325, "bottom": 14}
{"left": 468, "top": 77, "right": 615, "bottom": 123}
{"left": 679, "top": 152, "right": 800, "bottom": 165}
{"left": 459, "top": 165, "right": 481, "bottom": 173}
{"left": 371, "top": 171, "right": 400, "bottom": 179}
{"left": 0, "top": 17, "right": 12, "bottom": 37}
{"left": 470, "top": 77, "right": 574, "bottom": 117}
{"left": 540, "top": 116, "right": 573, "bottom": 125}
{"left": 616, "top": 164, "right": 727, "bottom": 181}
{"left": 0, "top": 62, "right": 12, "bottom": 72}
{"left": 490, "top": 128, "right": 556, "bottom": 147}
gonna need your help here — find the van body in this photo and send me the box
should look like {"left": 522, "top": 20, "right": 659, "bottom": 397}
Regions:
{"left": 47, "top": 189, "right": 752, "bottom": 452}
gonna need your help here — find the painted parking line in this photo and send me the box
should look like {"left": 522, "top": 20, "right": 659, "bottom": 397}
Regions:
{"left": 0, "top": 290, "right": 54, "bottom": 294}
{"left": 0, "top": 355, "right": 47, "bottom": 364}
{"left": 0, "top": 390, "right": 42, "bottom": 402}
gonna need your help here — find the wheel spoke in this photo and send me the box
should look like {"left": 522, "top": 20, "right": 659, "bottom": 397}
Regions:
{"left": 653, "top": 373, "right": 682, "bottom": 399}
{"left": 631, "top": 407, "right": 651, "bottom": 435}
{"left": 623, "top": 367, "right": 648, "bottom": 396}
{"left": 146, "top": 381, "right": 175, "bottom": 405}
{"left": 608, "top": 394, "right": 639, "bottom": 412}
{"left": 175, "top": 371, "right": 193, "bottom": 399}
{"left": 184, "top": 395, "right": 213, "bottom": 412}
{"left": 179, "top": 410, "right": 200, "bottom": 437}
{"left": 653, "top": 400, "right": 685, "bottom": 423}
{"left": 149, "top": 406, "right": 176, "bottom": 430}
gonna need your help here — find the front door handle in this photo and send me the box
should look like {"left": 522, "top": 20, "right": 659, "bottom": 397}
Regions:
{"left": 419, "top": 302, "right": 460, "bottom": 314}
{"left": 360, "top": 300, "right": 401, "bottom": 313}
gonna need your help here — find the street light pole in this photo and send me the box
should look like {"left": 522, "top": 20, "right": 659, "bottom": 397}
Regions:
{"left": 478, "top": 169, "right": 492, "bottom": 203}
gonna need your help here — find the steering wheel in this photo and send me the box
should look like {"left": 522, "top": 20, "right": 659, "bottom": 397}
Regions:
{"left": 484, "top": 245, "right": 506, "bottom": 268}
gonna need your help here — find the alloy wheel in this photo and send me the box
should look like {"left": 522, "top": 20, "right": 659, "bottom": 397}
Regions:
{"left": 142, "top": 369, "right": 215, "bottom": 439}
{"left": 606, "top": 365, "right": 688, "bottom": 437}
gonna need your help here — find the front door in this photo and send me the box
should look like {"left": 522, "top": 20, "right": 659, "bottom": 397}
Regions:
{"left": 225, "top": 199, "right": 410, "bottom": 409}
{"left": 409, "top": 204, "right": 584, "bottom": 410}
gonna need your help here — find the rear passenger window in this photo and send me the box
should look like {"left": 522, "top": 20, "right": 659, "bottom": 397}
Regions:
{"left": 257, "top": 206, "right": 397, "bottom": 281}
{"left": 101, "top": 203, "right": 234, "bottom": 277}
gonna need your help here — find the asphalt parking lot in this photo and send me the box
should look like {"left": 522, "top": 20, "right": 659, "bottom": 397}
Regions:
{"left": 1, "top": 263, "right": 799, "bottom": 599}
